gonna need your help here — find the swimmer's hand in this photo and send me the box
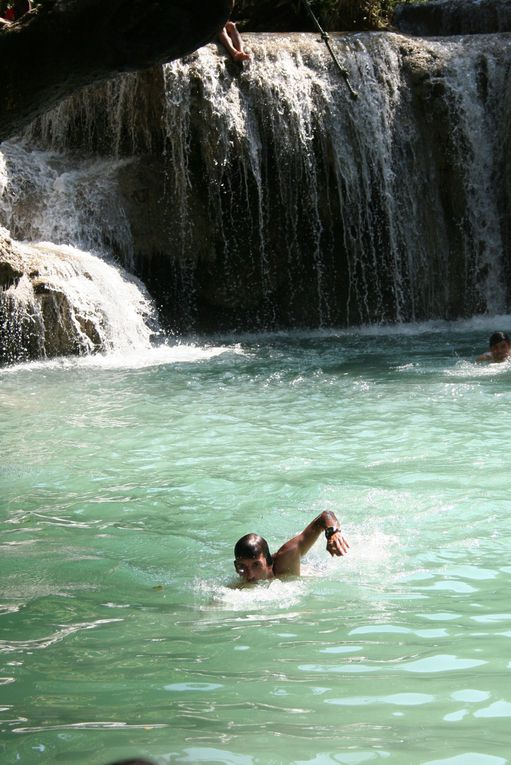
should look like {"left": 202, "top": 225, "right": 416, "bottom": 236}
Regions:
{"left": 326, "top": 530, "right": 349, "bottom": 557}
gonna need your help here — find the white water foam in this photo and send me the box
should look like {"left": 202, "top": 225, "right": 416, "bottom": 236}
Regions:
{"left": 195, "top": 576, "right": 307, "bottom": 612}
{"left": 0, "top": 341, "right": 247, "bottom": 374}
{"left": 1, "top": 141, "right": 159, "bottom": 361}
{"left": 2, "top": 238, "right": 155, "bottom": 356}
{"left": 204, "top": 314, "right": 511, "bottom": 344}
{"left": 0, "top": 142, "right": 134, "bottom": 267}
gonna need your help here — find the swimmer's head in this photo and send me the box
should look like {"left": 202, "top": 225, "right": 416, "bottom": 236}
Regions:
{"left": 234, "top": 533, "right": 273, "bottom": 583}
{"left": 489, "top": 331, "right": 511, "bottom": 362}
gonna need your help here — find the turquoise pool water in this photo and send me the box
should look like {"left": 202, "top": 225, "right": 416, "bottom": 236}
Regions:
{"left": 1, "top": 323, "right": 511, "bottom": 765}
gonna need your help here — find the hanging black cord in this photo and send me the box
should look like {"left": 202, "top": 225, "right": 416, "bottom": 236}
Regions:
{"left": 301, "top": 0, "right": 358, "bottom": 100}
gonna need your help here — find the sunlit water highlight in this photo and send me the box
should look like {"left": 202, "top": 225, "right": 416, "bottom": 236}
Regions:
{"left": 1, "top": 322, "right": 511, "bottom": 765}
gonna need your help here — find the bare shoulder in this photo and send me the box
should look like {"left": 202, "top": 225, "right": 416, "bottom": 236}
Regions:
{"left": 272, "top": 538, "right": 301, "bottom": 577}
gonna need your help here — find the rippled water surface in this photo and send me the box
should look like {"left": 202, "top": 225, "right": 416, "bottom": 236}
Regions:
{"left": 1, "top": 324, "right": 511, "bottom": 765}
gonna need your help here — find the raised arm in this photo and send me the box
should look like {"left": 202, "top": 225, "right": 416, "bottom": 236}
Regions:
{"left": 272, "top": 510, "right": 349, "bottom": 577}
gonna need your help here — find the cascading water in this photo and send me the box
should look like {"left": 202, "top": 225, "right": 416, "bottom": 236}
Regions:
{"left": 0, "top": 138, "right": 158, "bottom": 363}
{"left": 0, "top": 142, "right": 135, "bottom": 263}
{"left": 0, "top": 230, "right": 156, "bottom": 363}
{"left": 158, "top": 33, "right": 511, "bottom": 328}
{"left": 1, "top": 31, "right": 510, "bottom": 346}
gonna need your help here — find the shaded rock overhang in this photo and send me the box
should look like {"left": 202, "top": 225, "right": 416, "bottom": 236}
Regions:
{"left": 0, "top": 0, "right": 232, "bottom": 141}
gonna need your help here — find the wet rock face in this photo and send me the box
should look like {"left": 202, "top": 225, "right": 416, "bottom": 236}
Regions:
{"left": 0, "top": 232, "right": 38, "bottom": 363}
{"left": 393, "top": 0, "right": 511, "bottom": 36}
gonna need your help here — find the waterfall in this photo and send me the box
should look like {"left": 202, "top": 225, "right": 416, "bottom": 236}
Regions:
{"left": 0, "top": 227, "right": 156, "bottom": 364}
{"left": 0, "top": 143, "right": 157, "bottom": 363}
{"left": 158, "top": 33, "right": 511, "bottom": 327}
{"left": 2, "top": 31, "right": 511, "bottom": 340}
{"left": 0, "top": 142, "right": 135, "bottom": 266}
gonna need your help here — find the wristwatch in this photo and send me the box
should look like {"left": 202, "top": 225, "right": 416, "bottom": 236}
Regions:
{"left": 325, "top": 526, "right": 340, "bottom": 539}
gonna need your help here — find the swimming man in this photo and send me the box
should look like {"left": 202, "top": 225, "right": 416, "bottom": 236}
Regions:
{"left": 476, "top": 331, "right": 511, "bottom": 363}
{"left": 234, "top": 510, "right": 349, "bottom": 583}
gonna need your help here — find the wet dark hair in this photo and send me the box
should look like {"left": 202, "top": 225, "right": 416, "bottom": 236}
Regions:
{"left": 107, "top": 760, "right": 155, "bottom": 764}
{"left": 489, "top": 331, "right": 510, "bottom": 348}
{"left": 234, "top": 533, "right": 273, "bottom": 565}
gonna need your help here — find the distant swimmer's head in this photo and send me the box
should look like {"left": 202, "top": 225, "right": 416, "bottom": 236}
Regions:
{"left": 489, "top": 331, "right": 511, "bottom": 362}
{"left": 234, "top": 533, "right": 274, "bottom": 583}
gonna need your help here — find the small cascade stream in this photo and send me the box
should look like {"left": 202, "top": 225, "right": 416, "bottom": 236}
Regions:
{"left": 0, "top": 230, "right": 156, "bottom": 362}
{"left": 0, "top": 142, "right": 157, "bottom": 362}
{"left": 1, "top": 31, "right": 511, "bottom": 356}
{"left": 0, "top": 144, "right": 135, "bottom": 266}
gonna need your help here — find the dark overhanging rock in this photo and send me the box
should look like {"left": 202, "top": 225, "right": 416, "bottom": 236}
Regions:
{"left": 393, "top": 0, "right": 511, "bottom": 36}
{"left": 0, "top": 0, "right": 232, "bottom": 141}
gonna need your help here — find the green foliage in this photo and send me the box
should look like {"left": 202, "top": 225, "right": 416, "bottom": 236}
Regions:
{"left": 313, "top": 0, "right": 428, "bottom": 29}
